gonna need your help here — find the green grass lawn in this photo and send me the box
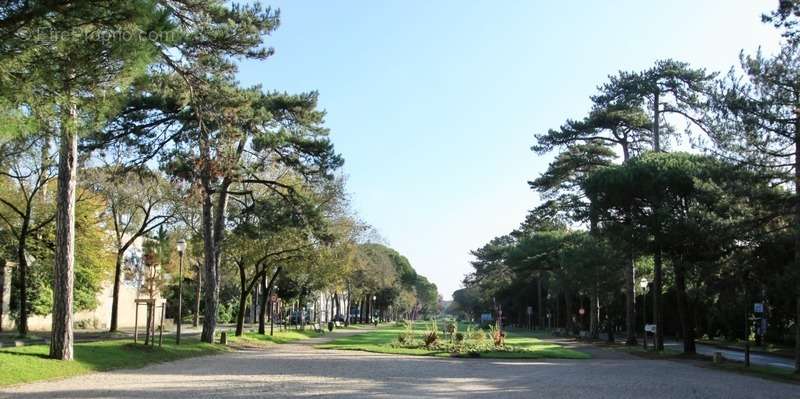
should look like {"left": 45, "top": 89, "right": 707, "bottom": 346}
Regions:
{"left": 227, "top": 330, "right": 323, "bottom": 348}
{"left": 316, "top": 322, "right": 589, "bottom": 359}
{"left": 0, "top": 339, "right": 226, "bottom": 387}
{"left": 708, "top": 362, "right": 800, "bottom": 384}
{"left": 696, "top": 339, "right": 795, "bottom": 358}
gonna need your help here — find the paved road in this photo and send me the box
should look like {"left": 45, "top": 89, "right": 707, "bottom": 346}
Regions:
{"left": 662, "top": 340, "right": 794, "bottom": 369}
{"left": 2, "top": 336, "right": 798, "bottom": 398}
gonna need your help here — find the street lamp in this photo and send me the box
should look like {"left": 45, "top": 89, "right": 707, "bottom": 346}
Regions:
{"left": 372, "top": 295, "right": 377, "bottom": 324}
{"left": 640, "top": 277, "right": 648, "bottom": 350}
{"left": 176, "top": 239, "right": 186, "bottom": 345}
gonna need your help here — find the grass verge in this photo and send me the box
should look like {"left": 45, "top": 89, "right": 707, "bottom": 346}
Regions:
{"left": 315, "top": 323, "right": 589, "bottom": 359}
{"left": 599, "top": 341, "right": 800, "bottom": 384}
{"left": 705, "top": 362, "right": 800, "bottom": 385}
{"left": 0, "top": 339, "right": 225, "bottom": 387}
{"left": 227, "top": 330, "right": 323, "bottom": 348}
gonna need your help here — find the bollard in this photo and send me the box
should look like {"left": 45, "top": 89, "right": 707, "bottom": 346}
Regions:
{"left": 713, "top": 352, "right": 724, "bottom": 364}
{"left": 745, "top": 343, "right": 750, "bottom": 368}
{"left": 220, "top": 331, "right": 228, "bottom": 345}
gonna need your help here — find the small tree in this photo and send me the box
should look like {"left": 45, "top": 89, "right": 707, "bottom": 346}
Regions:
{"left": 86, "top": 166, "right": 175, "bottom": 332}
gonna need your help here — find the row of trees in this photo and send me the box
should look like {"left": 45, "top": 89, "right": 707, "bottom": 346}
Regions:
{"left": 0, "top": 1, "right": 437, "bottom": 360}
{"left": 451, "top": 2, "right": 800, "bottom": 372}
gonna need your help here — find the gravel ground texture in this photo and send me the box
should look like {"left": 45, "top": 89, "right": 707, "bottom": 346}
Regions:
{"left": 1, "top": 333, "right": 798, "bottom": 399}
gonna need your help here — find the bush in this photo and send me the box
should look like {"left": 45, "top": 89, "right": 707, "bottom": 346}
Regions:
{"left": 468, "top": 327, "right": 486, "bottom": 344}
{"left": 489, "top": 324, "right": 505, "bottom": 347}
{"left": 394, "top": 320, "right": 409, "bottom": 327}
{"left": 423, "top": 319, "right": 439, "bottom": 348}
{"left": 397, "top": 331, "right": 414, "bottom": 345}
{"left": 445, "top": 321, "right": 457, "bottom": 336}
{"left": 423, "top": 330, "right": 438, "bottom": 347}
{"left": 217, "top": 302, "right": 236, "bottom": 324}
{"left": 454, "top": 332, "right": 465, "bottom": 343}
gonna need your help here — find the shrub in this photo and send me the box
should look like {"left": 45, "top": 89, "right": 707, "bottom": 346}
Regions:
{"left": 489, "top": 324, "right": 505, "bottom": 347}
{"left": 397, "top": 331, "right": 414, "bottom": 345}
{"left": 423, "top": 319, "right": 439, "bottom": 348}
{"left": 454, "top": 332, "right": 465, "bottom": 343}
{"left": 423, "top": 330, "right": 438, "bottom": 347}
{"left": 468, "top": 326, "right": 486, "bottom": 344}
{"left": 446, "top": 321, "right": 457, "bottom": 336}
{"left": 394, "top": 319, "right": 409, "bottom": 327}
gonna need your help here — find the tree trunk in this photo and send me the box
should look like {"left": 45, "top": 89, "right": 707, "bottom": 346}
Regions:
{"left": 588, "top": 204, "right": 605, "bottom": 341}
{"left": 537, "top": 276, "right": 543, "bottom": 329}
{"left": 16, "top": 231, "right": 29, "bottom": 336}
{"left": 653, "top": 244, "right": 664, "bottom": 351}
{"left": 591, "top": 285, "right": 600, "bottom": 340}
{"left": 795, "top": 119, "right": 800, "bottom": 373}
{"left": 674, "top": 261, "right": 696, "bottom": 354}
{"left": 334, "top": 292, "right": 341, "bottom": 320}
{"left": 253, "top": 284, "right": 259, "bottom": 325}
{"left": 235, "top": 262, "right": 247, "bottom": 337}
{"left": 258, "top": 273, "right": 267, "bottom": 334}
{"left": 624, "top": 256, "right": 637, "bottom": 345}
{"left": 555, "top": 290, "right": 561, "bottom": 329}
{"left": 109, "top": 252, "right": 123, "bottom": 332}
{"left": 235, "top": 289, "right": 247, "bottom": 337}
{"left": 0, "top": 258, "right": 4, "bottom": 333}
{"left": 193, "top": 264, "right": 201, "bottom": 327}
{"left": 653, "top": 90, "right": 661, "bottom": 152}
{"left": 795, "top": 296, "right": 799, "bottom": 373}
{"left": 345, "top": 292, "right": 351, "bottom": 325}
{"left": 564, "top": 291, "right": 574, "bottom": 334}
{"left": 50, "top": 100, "right": 77, "bottom": 360}
{"left": 200, "top": 187, "right": 217, "bottom": 343}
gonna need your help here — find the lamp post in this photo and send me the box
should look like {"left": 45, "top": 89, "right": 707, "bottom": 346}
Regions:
{"left": 640, "top": 277, "right": 648, "bottom": 350}
{"left": 176, "top": 239, "right": 186, "bottom": 345}
{"left": 372, "top": 295, "right": 377, "bottom": 324}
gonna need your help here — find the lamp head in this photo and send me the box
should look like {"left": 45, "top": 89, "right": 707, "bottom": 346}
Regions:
{"left": 176, "top": 239, "right": 187, "bottom": 253}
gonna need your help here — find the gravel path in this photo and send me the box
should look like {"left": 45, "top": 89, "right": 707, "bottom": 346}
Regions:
{"left": 1, "top": 334, "right": 798, "bottom": 399}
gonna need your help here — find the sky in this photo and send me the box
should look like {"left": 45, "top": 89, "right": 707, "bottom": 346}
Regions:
{"left": 236, "top": 1, "right": 782, "bottom": 300}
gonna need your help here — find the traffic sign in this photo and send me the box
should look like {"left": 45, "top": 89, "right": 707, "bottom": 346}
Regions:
{"left": 645, "top": 324, "right": 656, "bottom": 333}
{"left": 753, "top": 303, "right": 764, "bottom": 313}
{"left": 578, "top": 308, "right": 585, "bottom": 316}
{"left": 527, "top": 306, "right": 533, "bottom": 315}
{"left": 270, "top": 293, "right": 278, "bottom": 303}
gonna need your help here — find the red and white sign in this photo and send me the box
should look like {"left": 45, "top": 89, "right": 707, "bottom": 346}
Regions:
{"left": 270, "top": 293, "right": 278, "bottom": 303}
{"left": 578, "top": 308, "right": 585, "bottom": 316}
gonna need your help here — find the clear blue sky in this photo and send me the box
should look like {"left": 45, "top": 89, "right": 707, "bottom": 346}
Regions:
{"left": 236, "top": 1, "right": 781, "bottom": 300}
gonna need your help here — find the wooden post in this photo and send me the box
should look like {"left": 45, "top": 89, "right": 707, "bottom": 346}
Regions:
{"left": 158, "top": 303, "right": 165, "bottom": 347}
{"left": 134, "top": 303, "right": 139, "bottom": 344}
{"left": 149, "top": 302, "right": 155, "bottom": 347}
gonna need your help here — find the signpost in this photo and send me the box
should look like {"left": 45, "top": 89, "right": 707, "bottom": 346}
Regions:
{"left": 270, "top": 293, "right": 278, "bottom": 336}
{"left": 643, "top": 324, "right": 656, "bottom": 350}
{"left": 752, "top": 303, "right": 766, "bottom": 345}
